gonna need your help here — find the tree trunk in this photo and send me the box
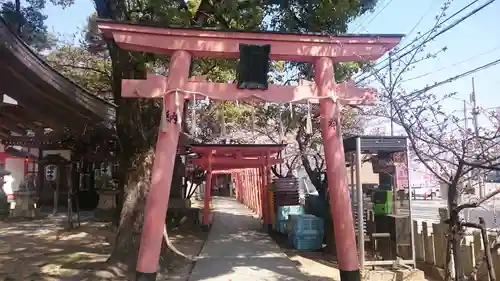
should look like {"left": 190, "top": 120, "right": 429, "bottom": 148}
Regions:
{"left": 107, "top": 150, "right": 185, "bottom": 277}
{"left": 108, "top": 150, "right": 153, "bottom": 264}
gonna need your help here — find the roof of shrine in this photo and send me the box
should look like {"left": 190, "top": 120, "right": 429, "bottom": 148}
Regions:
{"left": 0, "top": 17, "right": 115, "bottom": 142}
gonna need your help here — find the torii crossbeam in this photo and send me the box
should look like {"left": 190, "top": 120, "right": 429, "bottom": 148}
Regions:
{"left": 97, "top": 19, "right": 402, "bottom": 281}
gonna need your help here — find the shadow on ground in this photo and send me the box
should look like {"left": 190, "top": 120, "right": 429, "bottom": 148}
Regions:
{"left": 0, "top": 215, "right": 207, "bottom": 281}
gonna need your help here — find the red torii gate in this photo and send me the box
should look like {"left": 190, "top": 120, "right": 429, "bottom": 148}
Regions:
{"left": 189, "top": 144, "right": 285, "bottom": 229}
{"left": 210, "top": 169, "right": 265, "bottom": 216}
{"left": 96, "top": 19, "right": 402, "bottom": 281}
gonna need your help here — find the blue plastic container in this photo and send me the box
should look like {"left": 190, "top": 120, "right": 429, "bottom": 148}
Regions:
{"left": 276, "top": 205, "right": 304, "bottom": 221}
{"left": 292, "top": 233, "right": 323, "bottom": 251}
{"left": 293, "top": 214, "right": 324, "bottom": 235}
{"left": 288, "top": 229, "right": 322, "bottom": 241}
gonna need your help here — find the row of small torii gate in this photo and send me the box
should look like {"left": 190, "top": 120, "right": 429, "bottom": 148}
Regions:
{"left": 96, "top": 19, "right": 403, "bottom": 281}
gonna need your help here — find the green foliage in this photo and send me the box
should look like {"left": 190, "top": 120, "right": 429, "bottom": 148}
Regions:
{"left": 46, "top": 45, "right": 112, "bottom": 97}
{"left": 264, "top": 0, "right": 379, "bottom": 82}
{"left": 266, "top": 0, "right": 377, "bottom": 33}
{"left": 188, "top": 0, "right": 264, "bottom": 30}
{"left": 186, "top": 0, "right": 201, "bottom": 17}
{"left": 190, "top": 58, "right": 238, "bottom": 83}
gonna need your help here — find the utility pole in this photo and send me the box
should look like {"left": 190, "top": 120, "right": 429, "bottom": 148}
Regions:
{"left": 389, "top": 53, "right": 394, "bottom": 136}
{"left": 386, "top": 53, "right": 400, "bottom": 213}
{"left": 464, "top": 100, "right": 473, "bottom": 198}
{"left": 470, "top": 77, "right": 485, "bottom": 198}
{"left": 471, "top": 78, "right": 479, "bottom": 137}
{"left": 463, "top": 100, "right": 468, "bottom": 131}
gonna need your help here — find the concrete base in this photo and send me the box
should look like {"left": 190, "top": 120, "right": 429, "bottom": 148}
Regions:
{"left": 95, "top": 190, "right": 119, "bottom": 221}
{"left": 10, "top": 195, "right": 38, "bottom": 218}
{"left": 96, "top": 189, "right": 119, "bottom": 210}
{"left": 361, "top": 269, "right": 426, "bottom": 281}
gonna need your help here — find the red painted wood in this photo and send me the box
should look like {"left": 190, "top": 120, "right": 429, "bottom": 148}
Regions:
{"left": 190, "top": 145, "right": 284, "bottom": 156}
{"left": 192, "top": 160, "right": 282, "bottom": 170}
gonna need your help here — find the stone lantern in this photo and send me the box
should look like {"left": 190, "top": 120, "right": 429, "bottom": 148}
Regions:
{"left": 11, "top": 174, "right": 38, "bottom": 218}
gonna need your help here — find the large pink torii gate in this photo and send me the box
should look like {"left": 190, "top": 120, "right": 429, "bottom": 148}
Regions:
{"left": 97, "top": 19, "right": 402, "bottom": 281}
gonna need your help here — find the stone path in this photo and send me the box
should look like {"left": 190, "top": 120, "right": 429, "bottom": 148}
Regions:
{"left": 188, "top": 197, "right": 314, "bottom": 281}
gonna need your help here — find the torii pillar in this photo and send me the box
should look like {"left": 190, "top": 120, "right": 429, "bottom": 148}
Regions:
{"left": 316, "top": 57, "right": 359, "bottom": 280}
{"left": 97, "top": 19, "right": 402, "bottom": 281}
{"left": 135, "top": 51, "right": 190, "bottom": 281}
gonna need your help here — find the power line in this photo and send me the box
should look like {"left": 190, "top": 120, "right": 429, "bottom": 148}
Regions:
{"left": 350, "top": 0, "right": 388, "bottom": 32}
{"left": 411, "top": 57, "right": 500, "bottom": 95}
{"left": 398, "top": 0, "right": 494, "bottom": 58}
{"left": 357, "top": 0, "right": 493, "bottom": 84}
{"left": 353, "top": 0, "right": 394, "bottom": 33}
{"left": 349, "top": 5, "right": 378, "bottom": 33}
{"left": 394, "top": 0, "right": 484, "bottom": 56}
{"left": 357, "top": 0, "right": 477, "bottom": 73}
{"left": 355, "top": 0, "right": 493, "bottom": 84}
{"left": 403, "top": 1, "right": 439, "bottom": 42}
{"left": 402, "top": 45, "right": 500, "bottom": 82}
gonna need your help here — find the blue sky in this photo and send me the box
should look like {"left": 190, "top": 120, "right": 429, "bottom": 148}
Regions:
{"left": 43, "top": 0, "right": 500, "bottom": 121}
{"left": 44, "top": 1, "right": 94, "bottom": 39}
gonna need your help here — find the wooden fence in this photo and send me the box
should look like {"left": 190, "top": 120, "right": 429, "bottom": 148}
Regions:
{"left": 413, "top": 220, "right": 500, "bottom": 280}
